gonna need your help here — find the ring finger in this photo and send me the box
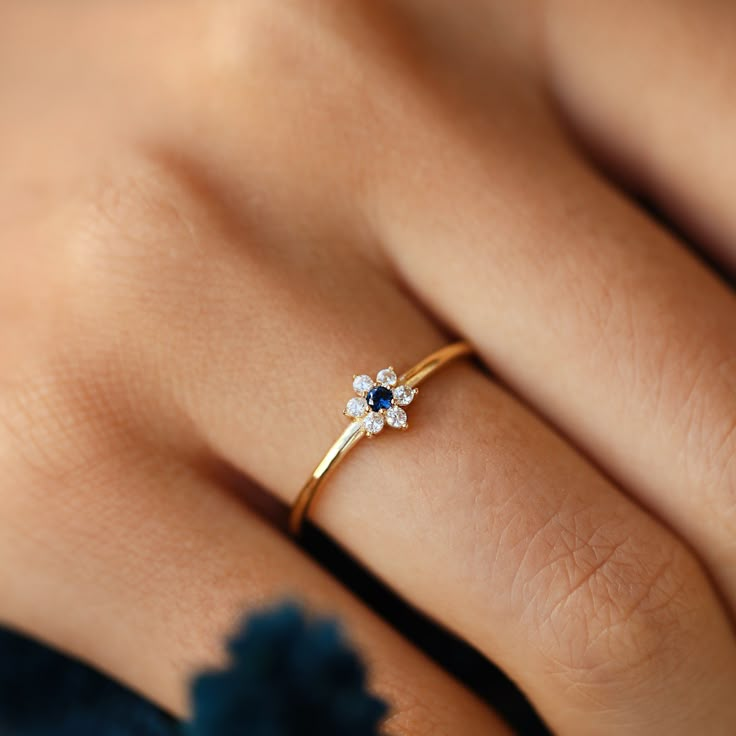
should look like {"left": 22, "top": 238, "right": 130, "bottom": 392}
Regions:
{"left": 84, "top": 152, "right": 736, "bottom": 734}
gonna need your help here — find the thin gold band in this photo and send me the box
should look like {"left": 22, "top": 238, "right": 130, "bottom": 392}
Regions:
{"left": 289, "top": 340, "right": 473, "bottom": 536}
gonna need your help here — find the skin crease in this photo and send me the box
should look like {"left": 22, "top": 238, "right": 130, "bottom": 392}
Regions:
{"left": 1, "top": 0, "right": 736, "bottom": 734}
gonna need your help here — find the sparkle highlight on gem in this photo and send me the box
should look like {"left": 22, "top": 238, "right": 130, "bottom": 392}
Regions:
{"left": 352, "top": 374, "right": 374, "bottom": 394}
{"left": 377, "top": 368, "right": 397, "bottom": 386}
{"left": 392, "top": 385, "right": 416, "bottom": 406}
{"left": 363, "top": 412, "right": 385, "bottom": 435}
{"left": 386, "top": 405, "right": 407, "bottom": 428}
{"left": 345, "top": 397, "right": 368, "bottom": 418}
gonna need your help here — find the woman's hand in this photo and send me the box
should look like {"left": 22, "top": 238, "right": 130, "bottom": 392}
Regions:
{"left": 2, "top": 1, "right": 736, "bottom": 733}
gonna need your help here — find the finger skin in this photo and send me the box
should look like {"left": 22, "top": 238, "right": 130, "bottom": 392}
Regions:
{"left": 0, "top": 436, "right": 506, "bottom": 735}
{"left": 371, "top": 89, "right": 736, "bottom": 618}
{"left": 2, "top": 1, "right": 736, "bottom": 733}
{"left": 54, "top": 149, "right": 736, "bottom": 735}
{"left": 540, "top": 0, "right": 736, "bottom": 273}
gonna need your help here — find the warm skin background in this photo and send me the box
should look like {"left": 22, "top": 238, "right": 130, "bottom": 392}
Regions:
{"left": 1, "top": 1, "right": 736, "bottom": 734}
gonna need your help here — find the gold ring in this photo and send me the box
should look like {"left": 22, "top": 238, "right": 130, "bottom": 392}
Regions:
{"left": 289, "top": 340, "right": 473, "bottom": 536}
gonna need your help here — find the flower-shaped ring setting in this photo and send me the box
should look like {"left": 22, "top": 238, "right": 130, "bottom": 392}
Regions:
{"left": 344, "top": 367, "right": 417, "bottom": 436}
{"left": 289, "top": 341, "right": 473, "bottom": 537}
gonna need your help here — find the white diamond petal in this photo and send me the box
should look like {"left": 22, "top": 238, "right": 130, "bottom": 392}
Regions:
{"left": 352, "top": 374, "right": 374, "bottom": 394}
{"left": 363, "top": 412, "right": 385, "bottom": 435}
{"left": 392, "top": 385, "right": 415, "bottom": 406}
{"left": 376, "top": 368, "right": 397, "bottom": 386}
{"left": 386, "top": 405, "right": 407, "bottom": 429}
{"left": 345, "top": 397, "right": 368, "bottom": 418}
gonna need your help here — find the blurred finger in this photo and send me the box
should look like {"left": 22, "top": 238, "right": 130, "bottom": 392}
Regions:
{"left": 542, "top": 0, "right": 736, "bottom": 273}
{"left": 0, "top": 439, "right": 506, "bottom": 734}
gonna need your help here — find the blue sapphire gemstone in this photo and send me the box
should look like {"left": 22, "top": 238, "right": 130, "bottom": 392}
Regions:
{"left": 366, "top": 385, "right": 393, "bottom": 412}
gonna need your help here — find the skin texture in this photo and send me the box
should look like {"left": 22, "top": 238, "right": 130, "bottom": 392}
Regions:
{"left": 1, "top": 0, "right": 736, "bottom": 733}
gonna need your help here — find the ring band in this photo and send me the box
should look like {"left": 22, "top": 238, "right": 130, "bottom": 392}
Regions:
{"left": 289, "top": 340, "right": 473, "bottom": 536}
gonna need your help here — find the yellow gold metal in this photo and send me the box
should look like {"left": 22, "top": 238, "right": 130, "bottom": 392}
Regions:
{"left": 289, "top": 340, "right": 472, "bottom": 536}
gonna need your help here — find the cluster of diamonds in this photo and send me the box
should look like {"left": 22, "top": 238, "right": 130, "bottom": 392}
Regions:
{"left": 344, "top": 367, "right": 418, "bottom": 436}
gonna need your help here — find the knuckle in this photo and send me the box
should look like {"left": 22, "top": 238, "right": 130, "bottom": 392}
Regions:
{"left": 202, "top": 0, "right": 442, "bottom": 167}
{"left": 0, "top": 360, "right": 119, "bottom": 493}
{"left": 205, "top": 0, "right": 396, "bottom": 74}
{"left": 532, "top": 510, "right": 700, "bottom": 689}
{"left": 66, "top": 148, "right": 256, "bottom": 332}
{"left": 71, "top": 150, "right": 212, "bottom": 270}
{"left": 0, "top": 152, "right": 216, "bottom": 487}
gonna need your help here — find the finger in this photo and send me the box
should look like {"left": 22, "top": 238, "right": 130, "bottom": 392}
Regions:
{"left": 0, "top": 438, "right": 505, "bottom": 735}
{"left": 540, "top": 0, "right": 736, "bottom": 273}
{"left": 370, "top": 79, "right": 736, "bottom": 616}
{"left": 83, "top": 153, "right": 736, "bottom": 733}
